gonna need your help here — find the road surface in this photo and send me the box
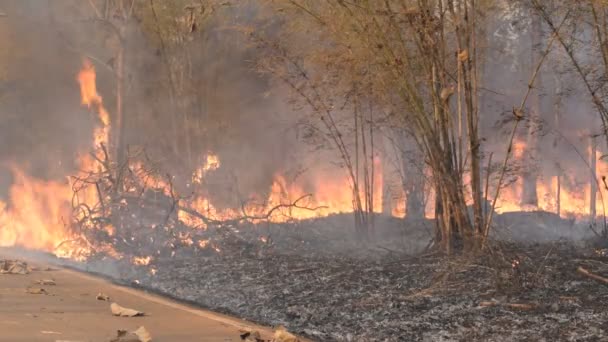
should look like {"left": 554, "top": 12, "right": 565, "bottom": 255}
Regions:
{"left": 0, "top": 255, "right": 275, "bottom": 342}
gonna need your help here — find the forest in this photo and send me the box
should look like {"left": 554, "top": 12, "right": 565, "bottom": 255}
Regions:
{"left": 1, "top": 1, "right": 608, "bottom": 341}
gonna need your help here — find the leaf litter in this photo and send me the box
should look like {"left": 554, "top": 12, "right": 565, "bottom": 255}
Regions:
{"left": 110, "top": 326, "right": 152, "bottom": 342}
{"left": 110, "top": 303, "right": 145, "bottom": 317}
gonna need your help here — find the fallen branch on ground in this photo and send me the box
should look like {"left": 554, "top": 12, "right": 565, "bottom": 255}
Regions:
{"left": 577, "top": 266, "right": 608, "bottom": 285}
{"left": 478, "top": 300, "right": 538, "bottom": 310}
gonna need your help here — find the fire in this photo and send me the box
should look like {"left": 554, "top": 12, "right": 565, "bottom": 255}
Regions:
{"left": 179, "top": 158, "right": 387, "bottom": 225}
{"left": 2, "top": 56, "right": 607, "bottom": 266}
{"left": 132, "top": 256, "right": 152, "bottom": 266}
{"left": 0, "top": 168, "right": 72, "bottom": 251}
{"left": 0, "top": 59, "right": 112, "bottom": 259}
{"left": 77, "top": 59, "right": 110, "bottom": 148}
{"left": 192, "top": 153, "right": 221, "bottom": 185}
{"left": 493, "top": 138, "right": 608, "bottom": 219}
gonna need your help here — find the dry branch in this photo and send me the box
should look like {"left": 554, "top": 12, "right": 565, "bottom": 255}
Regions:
{"left": 478, "top": 301, "right": 538, "bottom": 310}
{"left": 482, "top": 10, "right": 570, "bottom": 246}
{"left": 577, "top": 266, "right": 608, "bottom": 285}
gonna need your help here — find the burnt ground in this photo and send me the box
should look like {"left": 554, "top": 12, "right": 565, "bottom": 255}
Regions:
{"left": 50, "top": 213, "right": 608, "bottom": 341}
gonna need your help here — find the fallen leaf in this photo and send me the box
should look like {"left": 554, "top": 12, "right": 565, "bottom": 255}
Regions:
{"left": 97, "top": 293, "right": 110, "bottom": 301}
{"left": 36, "top": 279, "right": 56, "bottom": 285}
{"left": 133, "top": 326, "right": 152, "bottom": 342}
{"left": 110, "top": 303, "right": 144, "bottom": 317}
{"left": 239, "top": 329, "right": 262, "bottom": 341}
{"left": 26, "top": 288, "right": 47, "bottom": 295}
{"left": 458, "top": 49, "right": 469, "bottom": 62}
{"left": 41, "top": 330, "right": 61, "bottom": 334}
{"left": 273, "top": 326, "right": 299, "bottom": 342}
{"left": 0, "top": 260, "right": 30, "bottom": 274}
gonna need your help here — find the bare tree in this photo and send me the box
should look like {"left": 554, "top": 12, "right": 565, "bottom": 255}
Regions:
{"left": 254, "top": 0, "right": 488, "bottom": 252}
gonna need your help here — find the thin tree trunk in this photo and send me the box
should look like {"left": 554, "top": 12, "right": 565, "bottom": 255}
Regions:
{"left": 115, "top": 34, "right": 125, "bottom": 169}
{"left": 591, "top": 135, "right": 598, "bottom": 221}
{"left": 554, "top": 74, "right": 562, "bottom": 216}
{"left": 522, "top": 12, "right": 543, "bottom": 207}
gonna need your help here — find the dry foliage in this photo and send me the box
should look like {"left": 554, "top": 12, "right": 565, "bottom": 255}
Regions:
{"left": 110, "top": 302, "right": 145, "bottom": 317}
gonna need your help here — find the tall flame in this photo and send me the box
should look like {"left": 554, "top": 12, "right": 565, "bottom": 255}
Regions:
{"left": 0, "top": 59, "right": 109, "bottom": 257}
{"left": 77, "top": 59, "right": 110, "bottom": 148}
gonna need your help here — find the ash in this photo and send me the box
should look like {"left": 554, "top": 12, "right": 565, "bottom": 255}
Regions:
{"left": 64, "top": 212, "right": 608, "bottom": 341}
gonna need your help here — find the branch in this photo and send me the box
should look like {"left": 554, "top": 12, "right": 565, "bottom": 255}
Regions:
{"left": 87, "top": 0, "right": 103, "bottom": 18}
{"left": 577, "top": 266, "right": 608, "bottom": 285}
{"left": 482, "top": 10, "right": 570, "bottom": 246}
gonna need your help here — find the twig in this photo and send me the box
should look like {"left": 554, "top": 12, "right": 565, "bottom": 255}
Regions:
{"left": 86, "top": 0, "right": 102, "bottom": 18}
{"left": 577, "top": 266, "right": 608, "bottom": 285}
{"left": 478, "top": 300, "right": 538, "bottom": 310}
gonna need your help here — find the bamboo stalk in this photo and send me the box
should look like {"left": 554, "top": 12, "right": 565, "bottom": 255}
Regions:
{"left": 482, "top": 11, "right": 570, "bottom": 245}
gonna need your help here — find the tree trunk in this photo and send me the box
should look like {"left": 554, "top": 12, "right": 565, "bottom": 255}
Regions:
{"left": 554, "top": 74, "right": 562, "bottom": 216}
{"left": 115, "top": 33, "right": 125, "bottom": 170}
{"left": 591, "top": 135, "right": 597, "bottom": 221}
{"left": 403, "top": 149, "right": 425, "bottom": 219}
{"left": 521, "top": 12, "right": 543, "bottom": 207}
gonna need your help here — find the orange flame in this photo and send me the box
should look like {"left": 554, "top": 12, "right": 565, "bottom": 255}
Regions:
{"left": 77, "top": 59, "right": 110, "bottom": 148}
{"left": 0, "top": 59, "right": 113, "bottom": 259}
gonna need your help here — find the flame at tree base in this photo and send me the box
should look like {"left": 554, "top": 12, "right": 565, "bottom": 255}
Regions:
{"left": 0, "top": 61, "right": 606, "bottom": 263}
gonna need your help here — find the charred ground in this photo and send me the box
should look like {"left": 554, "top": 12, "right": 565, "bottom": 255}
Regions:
{"left": 41, "top": 211, "right": 607, "bottom": 342}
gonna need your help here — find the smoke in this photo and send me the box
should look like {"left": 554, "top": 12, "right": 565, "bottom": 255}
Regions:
{"left": 0, "top": 0, "right": 605, "bottom": 228}
{"left": 0, "top": 1, "right": 311, "bottom": 206}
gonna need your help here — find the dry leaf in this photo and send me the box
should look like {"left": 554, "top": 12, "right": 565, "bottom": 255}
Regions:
{"left": 273, "top": 326, "right": 299, "bottom": 342}
{"left": 240, "top": 329, "right": 262, "bottom": 341}
{"left": 458, "top": 49, "right": 469, "bottom": 62}
{"left": 110, "top": 326, "right": 152, "bottom": 342}
{"left": 97, "top": 293, "right": 110, "bottom": 301}
{"left": 110, "top": 303, "right": 144, "bottom": 317}
{"left": 440, "top": 86, "right": 455, "bottom": 102}
{"left": 37, "top": 279, "right": 56, "bottom": 285}
{"left": 513, "top": 108, "right": 524, "bottom": 120}
{"left": 26, "top": 288, "right": 47, "bottom": 295}
{"left": 0, "top": 260, "right": 30, "bottom": 274}
{"left": 133, "top": 326, "right": 152, "bottom": 342}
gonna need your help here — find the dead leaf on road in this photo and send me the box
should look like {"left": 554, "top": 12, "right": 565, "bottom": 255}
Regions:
{"left": 239, "top": 329, "right": 262, "bottom": 341}
{"left": 26, "top": 288, "right": 47, "bottom": 295}
{"left": 1, "top": 260, "right": 30, "bottom": 274}
{"left": 273, "top": 326, "right": 300, "bottom": 342}
{"left": 110, "top": 326, "right": 152, "bottom": 342}
{"left": 36, "top": 279, "right": 56, "bottom": 285}
{"left": 133, "top": 326, "right": 152, "bottom": 342}
{"left": 110, "top": 303, "right": 144, "bottom": 317}
{"left": 97, "top": 293, "right": 110, "bottom": 301}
